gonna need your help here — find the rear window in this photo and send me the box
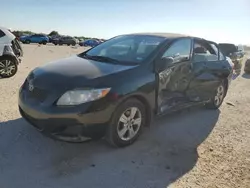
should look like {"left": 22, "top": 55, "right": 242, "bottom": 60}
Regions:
{"left": 0, "top": 30, "right": 6, "bottom": 38}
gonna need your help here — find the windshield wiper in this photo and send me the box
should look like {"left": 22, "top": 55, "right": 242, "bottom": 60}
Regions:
{"left": 84, "top": 55, "right": 120, "bottom": 63}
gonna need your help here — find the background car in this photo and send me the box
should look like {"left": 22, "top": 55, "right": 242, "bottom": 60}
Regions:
{"left": 218, "top": 43, "right": 244, "bottom": 74}
{"left": 244, "top": 58, "right": 250, "bottom": 73}
{"left": 53, "top": 36, "right": 78, "bottom": 46}
{"left": 20, "top": 34, "right": 49, "bottom": 45}
{"left": 79, "top": 39, "right": 101, "bottom": 47}
{"left": 49, "top": 35, "right": 61, "bottom": 44}
{"left": 237, "top": 44, "right": 246, "bottom": 57}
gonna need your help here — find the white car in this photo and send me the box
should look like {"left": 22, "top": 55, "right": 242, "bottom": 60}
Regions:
{"left": 0, "top": 26, "right": 23, "bottom": 78}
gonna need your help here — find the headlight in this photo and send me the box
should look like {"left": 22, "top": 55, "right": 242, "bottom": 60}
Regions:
{"left": 57, "top": 88, "right": 111, "bottom": 106}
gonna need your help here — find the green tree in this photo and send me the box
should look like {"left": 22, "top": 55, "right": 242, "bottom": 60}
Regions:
{"left": 48, "top": 31, "right": 59, "bottom": 36}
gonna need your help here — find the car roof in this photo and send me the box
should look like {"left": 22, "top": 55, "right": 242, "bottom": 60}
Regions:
{"left": 0, "top": 26, "right": 15, "bottom": 42}
{"left": 124, "top": 32, "right": 194, "bottom": 39}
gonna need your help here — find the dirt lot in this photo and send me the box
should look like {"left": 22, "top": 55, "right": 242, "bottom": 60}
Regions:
{"left": 0, "top": 44, "right": 249, "bottom": 188}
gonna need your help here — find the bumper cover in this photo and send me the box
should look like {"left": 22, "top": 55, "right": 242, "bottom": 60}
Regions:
{"left": 18, "top": 92, "right": 113, "bottom": 142}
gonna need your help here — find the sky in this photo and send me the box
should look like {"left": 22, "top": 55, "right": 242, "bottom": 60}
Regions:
{"left": 1, "top": 0, "right": 250, "bottom": 45}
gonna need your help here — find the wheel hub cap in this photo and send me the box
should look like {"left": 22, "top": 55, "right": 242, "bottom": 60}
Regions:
{"left": 117, "top": 107, "right": 142, "bottom": 141}
{"left": 0, "top": 60, "right": 15, "bottom": 76}
{"left": 214, "top": 85, "right": 224, "bottom": 106}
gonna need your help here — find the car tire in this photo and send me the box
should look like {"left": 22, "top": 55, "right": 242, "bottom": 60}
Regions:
{"left": 205, "top": 81, "right": 227, "bottom": 109}
{"left": 105, "top": 98, "right": 146, "bottom": 147}
{"left": 0, "top": 56, "right": 18, "bottom": 78}
{"left": 25, "top": 40, "right": 31, "bottom": 44}
{"left": 42, "top": 41, "right": 47, "bottom": 45}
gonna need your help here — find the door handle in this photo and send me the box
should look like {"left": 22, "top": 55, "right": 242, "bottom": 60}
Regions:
{"left": 190, "top": 63, "right": 193, "bottom": 70}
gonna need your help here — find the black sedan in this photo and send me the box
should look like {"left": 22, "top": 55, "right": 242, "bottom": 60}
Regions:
{"left": 18, "top": 33, "right": 233, "bottom": 147}
{"left": 53, "top": 36, "right": 78, "bottom": 46}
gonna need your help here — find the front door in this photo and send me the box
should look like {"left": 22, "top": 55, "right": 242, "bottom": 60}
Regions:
{"left": 156, "top": 38, "right": 193, "bottom": 114}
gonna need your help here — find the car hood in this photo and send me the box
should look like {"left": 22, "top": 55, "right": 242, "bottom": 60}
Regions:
{"left": 29, "top": 55, "right": 138, "bottom": 89}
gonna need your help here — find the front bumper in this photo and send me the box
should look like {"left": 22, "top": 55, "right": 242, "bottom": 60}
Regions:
{"left": 18, "top": 90, "right": 114, "bottom": 142}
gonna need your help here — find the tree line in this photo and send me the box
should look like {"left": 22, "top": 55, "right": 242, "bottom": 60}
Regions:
{"left": 11, "top": 30, "right": 103, "bottom": 41}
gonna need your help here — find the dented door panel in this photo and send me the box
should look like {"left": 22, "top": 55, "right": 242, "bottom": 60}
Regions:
{"left": 158, "top": 61, "right": 192, "bottom": 113}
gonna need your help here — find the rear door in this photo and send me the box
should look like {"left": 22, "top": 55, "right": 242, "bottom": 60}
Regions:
{"left": 186, "top": 39, "right": 229, "bottom": 102}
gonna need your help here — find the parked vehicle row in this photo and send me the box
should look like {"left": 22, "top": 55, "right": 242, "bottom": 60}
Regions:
{"left": 18, "top": 33, "right": 234, "bottom": 147}
{"left": 19, "top": 33, "right": 104, "bottom": 47}
{"left": 0, "top": 27, "right": 23, "bottom": 78}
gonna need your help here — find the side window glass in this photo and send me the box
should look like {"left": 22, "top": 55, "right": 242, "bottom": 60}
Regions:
{"left": 209, "top": 43, "right": 221, "bottom": 61}
{"left": 219, "top": 51, "right": 225, "bottom": 60}
{"left": 193, "top": 41, "right": 218, "bottom": 62}
{"left": 162, "top": 38, "right": 191, "bottom": 62}
{"left": 0, "top": 30, "right": 5, "bottom": 38}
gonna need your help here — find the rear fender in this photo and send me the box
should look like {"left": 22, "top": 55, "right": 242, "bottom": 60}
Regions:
{"left": 0, "top": 53, "right": 19, "bottom": 65}
{"left": 0, "top": 45, "right": 4, "bottom": 56}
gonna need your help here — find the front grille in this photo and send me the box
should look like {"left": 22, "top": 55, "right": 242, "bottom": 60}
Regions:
{"left": 29, "top": 87, "right": 48, "bottom": 102}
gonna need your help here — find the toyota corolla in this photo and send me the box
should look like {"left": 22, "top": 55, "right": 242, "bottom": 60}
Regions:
{"left": 19, "top": 33, "right": 233, "bottom": 147}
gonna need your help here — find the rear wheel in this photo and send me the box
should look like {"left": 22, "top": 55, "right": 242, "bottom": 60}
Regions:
{"left": 0, "top": 57, "right": 18, "bottom": 78}
{"left": 105, "top": 99, "right": 146, "bottom": 147}
{"left": 25, "top": 40, "right": 31, "bottom": 44}
{"left": 42, "top": 41, "right": 47, "bottom": 45}
{"left": 205, "top": 82, "right": 226, "bottom": 109}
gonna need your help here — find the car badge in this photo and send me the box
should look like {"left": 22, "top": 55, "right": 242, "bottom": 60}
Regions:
{"left": 28, "top": 80, "right": 34, "bottom": 91}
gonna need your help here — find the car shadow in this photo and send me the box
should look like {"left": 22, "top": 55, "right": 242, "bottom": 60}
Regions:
{"left": 0, "top": 107, "right": 219, "bottom": 188}
{"left": 242, "top": 73, "right": 250, "bottom": 79}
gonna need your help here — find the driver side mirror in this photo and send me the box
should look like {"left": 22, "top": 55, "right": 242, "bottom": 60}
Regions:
{"left": 156, "top": 57, "right": 174, "bottom": 73}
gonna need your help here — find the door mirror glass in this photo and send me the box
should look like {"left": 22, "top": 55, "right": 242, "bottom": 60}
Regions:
{"left": 156, "top": 57, "right": 174, "bottom": 72}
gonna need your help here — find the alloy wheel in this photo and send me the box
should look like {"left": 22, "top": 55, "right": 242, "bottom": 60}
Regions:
{"left": 117, "top": 107, "right": 142, "bottom": 141}
{"left": 0, "top": 60, "right": 16, "bottom": 77}
{"left": 214, "top": 85, "right": 225, "bottom": 106}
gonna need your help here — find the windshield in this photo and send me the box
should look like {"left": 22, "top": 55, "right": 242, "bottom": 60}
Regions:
{"left": 80, "top": 35, "right": 165, "bottom": 64}
{"left": 218, "top": 43, "right": 238, "bottom": 56}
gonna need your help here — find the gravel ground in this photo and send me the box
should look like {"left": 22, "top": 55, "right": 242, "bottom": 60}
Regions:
{"left": 0, "top": 44, "right": 249, "bottom": 188}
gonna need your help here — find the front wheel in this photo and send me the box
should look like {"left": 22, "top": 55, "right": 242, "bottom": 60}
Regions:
{"left": 25, "top": 40, "right": 31, "bottom": 44}
{"left": 105, "top": 99, "right": 146, "bottom": 147}
{"left": 205, "top": 82, "right": 226, "bottom": 109}
{"left": 0, "top": 57, "right": 18, "bottom": 78}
